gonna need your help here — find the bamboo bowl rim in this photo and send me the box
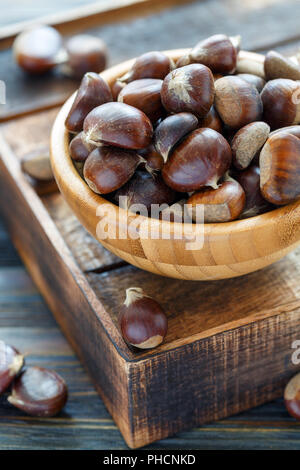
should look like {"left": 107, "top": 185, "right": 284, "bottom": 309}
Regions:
{"left": 50, "top": 49, "right": 300, "bottom": 240}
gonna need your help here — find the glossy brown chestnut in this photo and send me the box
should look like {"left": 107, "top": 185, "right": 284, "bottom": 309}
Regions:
{"left": 138, "top": 145, "right": 164, "bottom": 172}
{"left": 69, "top": 131, "right": 96, "bottom": 162}
{"left": 162, "top": 128, "right": 232, "bottom": 192}
{"left": 232, "top": 121, "right": 270, "bottom": 169}
{"left": 160, "top": 199, "right": 190, "bottom": 222}
{"left": 65, "top": 34, "right": 107, "bottom": 79}
{"left": 0, "top": 341, "right": 24, "bottom": 394}
{"left": 83, "top": 102, "right": 153, "bottom": 149}
{"left": 118, "top": 51, "right": 174, "bottom": 83}
{"left": 161, "top": 64, "right": 214, "bottom": 118}
{"left": 13, "top": 25, "right": 63, "bottom": 74}
{"left": 233, "top": 165, "right": 271, "bottom": 217}
{"left": 214, "top": 76, "right": 263, "bottom": 129}
{"left": 261, "top": 78, "right": 300, "bottom": 130}
{"left": 8, "top": 366, "right": 68, "bottom": 417}
{"left": 118, "top": 78, "right": 164, "bottom": 122}
{"left": 198, "top": 106, "right": 223, "bottom": 133}
{"left": 284, "top": 372, "right": 300, "bottom": 421}
{"left": 187, "top": 179, "right": 245, "bottom": 223}
{"left": 264, "top": 50, "right": 300, "bottom": 81}
{"left": 115, "top": 171, "right": 177, "bottom": 212}
{"left": 111, "top": 80, "right": 126, "bottom": 101}
{"left": 154, "top": 112, "right": 199, "bottom": 162}
{"left": 119, "top": 287, "right": 168, "bottom": 349}
{"left": 83, "top": 146, "right": 142, "bottom": 194}
{"left": 260, "top": 131, "right": 300, "bottom": 205}
{"left": 65, "top": 72, "right": 112, "bottom": 133}
{"left": 177, "top": 34, "right": 239, "bottom": 74}
{"left": 237, "top": 73, "right": 266, "bottom": 93}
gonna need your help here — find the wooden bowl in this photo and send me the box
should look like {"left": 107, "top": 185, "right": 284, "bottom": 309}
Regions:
{"left": 50, "top": 50, "right": 300, "bottom": 281}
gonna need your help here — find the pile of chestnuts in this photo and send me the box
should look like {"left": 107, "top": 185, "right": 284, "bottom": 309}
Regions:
{"left": 0, "top": 340, "right": 68, "bottom": 417}
{"left": 13, "top": 25, "right": 107, "bottom": 79}
{"left": 65, "top": 34, "right": 300, "bottom": 223}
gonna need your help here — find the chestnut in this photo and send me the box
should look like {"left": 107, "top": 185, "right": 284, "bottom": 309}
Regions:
{"left": 65, "top": 72, "right": 113, "bottom": 133}
{"left": 8, "top": 366, "right": 68, "bottom": 417}
{"left": 154, "top": 112, "right": 199, "bottom": 162}
{"left": 161, "top": 64, "right": 214, "bottom": 118}
{"left": 231, "top": 121, "right": 270, "bottom": 170}
{"left": 69, "top": 131, "right": 96, "bottom": 162}
{"left": 0, "top": 341, "right": 24, "bottom": 394}
{"left": 236, "top": 52, "right": 265, "bottom": 78}
{"left": 270, "top": 125, "right": 300, "bottom": 139}
{"left": 118, "top": 78, "right": 164, "bottom": 122}
{"left": 138, "top": 145, "right": 164, "bottom": 172}
{"left": 198, "top": 106, "right": 223, "bottom": 133}
{"left": 21, "top": 148, "right": 53, "bottom": 181}
{"left": 115, "top": 171, "right": 177, "bottom": 211}
{"left": 261, "top": 78, "right": 300, "bottom": 130}
{"left": 284, "top": 372, "right": 300, "bottom": 421}
{"left": 179, "top": 34, "right": 239, "bottom": 74}
{"left": 119, "top": 287, "right": 168, "bottom": 349}
{"left": 111, "top": 80, "right": 126, "bottom": 101}
{"left": 233, "top": 165, "right": 272, "bottom": 217}
{"left": 13, "top": 25, "right": 63, "bottom": 74}
{"left": 187, "top": 178, "right": 245, "bottom": 223}
{"left": 260, "top": 131, "right": 300, "bottom": 205}
{"left": 83, "top": 146, "right": 142, "bottom": 194}
{"left": 237, "top": 73, "right": 266, "bottom": 93}
{"left": 264, "top": 50, "right": 300, "bottom": 81}
{"left": 83, "top": 102, "right": 153, "bottom": 149}
{"left": 162, "top": 128, "right": 232, "bottom": 192}
{"left": 214, "top": 76, "right": 263, "bottom": 129}
{"left": 118, "top": 51, "right": 174, "bottom": 83}
{"left": 160, "top": 199, "right": 190, "bottom": 222}
{"left": 65, "top": 34, "right": 107, "bottom": 79}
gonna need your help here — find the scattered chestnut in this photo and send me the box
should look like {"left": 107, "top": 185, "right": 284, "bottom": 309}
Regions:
{"left": 154, "top": 112, "right": 199, "bottom": 162}
{"left": 83, "top": 146, "right": 142, "bottom": 194}
{"left": 284, "top": 372, "right": 300, "bottom": 421}
{"left": 69, "top": 131, "right": 96, "bottom": 162}
{"left": 161, "top": 64, "right": 214, "bottom": 118}
{"left": 178, "top": 34, "right": 239, "bottom": 74}
{"left": 233, "top": 165, "right": 272, "bottom": 217}
{"left": 118, "top": 78, "right": 164, "bottom": 122}
{"left": 115, "top": 171, "right": 177, "bottom": 211}
{"left": 83, "top": 102, "right": 153, "bottom": 149}
{"left": 261, "top": 78, "right": 300, "bottom": 130}
{"left": 231, "top": 121, "right": 270, "bottom": 170}
{"left": 264, "top": 50, "right": 300, "bottom": 81}
{"left": 8, "top": 366, "right": 68, "bottom": 417}
{"left": 118, "top": 51, "right": 174, "bottom": 83}
{"left": 260, "top": 131, "right": 300, "bottom": 205}
{"left": 162, "top": 128, "right": 232, "bottom": 192}
{"left": 214, "top": 76, "right": 263, "bottom": 129}
{"left": 0, "top": 341, "right": 24, "bottom": 394}
{"left": 187, "top": 178, "right": 245, "bottom": 223}
{"left": 198, "top": 106, "right": 223, "bottom": 133}
{"left": 65, "top": 34, "right": 107, "bottom": 79}
{"left": 21, "top": 147, "right": 53, "bottom": 181}
{"left": 65, "top": 72, "right": 113, "bottom": 133}
{"left": 13, "top": 25, "right": 63, "bottom": 74}
{"left": 237, "top": 73, "right": 266, "bottom": 93}
{"left": 119, "top": 287, "right": 168, "bottom": 349}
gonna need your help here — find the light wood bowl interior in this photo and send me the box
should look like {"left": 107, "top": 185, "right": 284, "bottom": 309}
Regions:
{"left": 50, "top": 49, "right": 300, "bottom": 280}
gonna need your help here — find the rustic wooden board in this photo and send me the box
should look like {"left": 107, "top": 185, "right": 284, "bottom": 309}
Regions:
{"left": 0, "top": 107, "right": 300, "bottom": 448}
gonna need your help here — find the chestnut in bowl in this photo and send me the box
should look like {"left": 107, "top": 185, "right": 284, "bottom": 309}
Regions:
{"left": 50, "top": 49, "right": 300, "bottom": 281}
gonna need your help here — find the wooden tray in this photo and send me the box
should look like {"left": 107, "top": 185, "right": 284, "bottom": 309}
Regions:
{"left": 0, "top": 108, "right": 300, "bottom": 448}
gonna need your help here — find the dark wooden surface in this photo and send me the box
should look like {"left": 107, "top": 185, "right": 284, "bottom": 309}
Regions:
{"left": 1, "top": 0, "right": 300, "bottom": 450}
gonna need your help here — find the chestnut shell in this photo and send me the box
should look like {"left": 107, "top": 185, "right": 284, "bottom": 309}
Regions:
{"left": 0, "top": 341, "right": 24, "bottom": 394}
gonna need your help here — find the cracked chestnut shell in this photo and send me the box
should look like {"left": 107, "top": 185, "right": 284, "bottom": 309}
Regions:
{"left": 84, "top": 146, "right": 142, "bottom": 194}
{"left": 118, "top": 51, "right": 174, "bottom": 83}
{"left": 284, "top": 372, "right": 300, "bottom": 421}
{"left": 161, "top": 64, "right": 214, "bottom": 118}
{"left": 83, "top": 102, "right": 153, "bottom": 149}
{"left": 214, "top": 75, "right": 263, "bottom": 129}
{"left": 8, "top": 366, "right": 68, "bottom": 417}
{"left": 119, "top": 287, "right": 168, "bottom": 349}
{"left": 162, "top": 128, "right": 232, "bottom": 192}
{"left": 261, "top": 78, "right": 300, "bottom": 130}
{"left": 65, "top": 72, "right": 113, "bottom": 133}
{"left": 260, "top": 131, "right": 300, "bottom": 205}
{"left": 154, "top": 112, "right": 199, "bottom": 162}
{"left": 0, "top": 341, "right": 24, "bottom": 394}
{"left": 118, "top": 78, "right": 164, "bottom": 122}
